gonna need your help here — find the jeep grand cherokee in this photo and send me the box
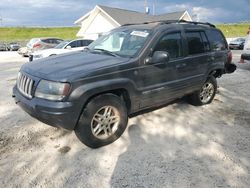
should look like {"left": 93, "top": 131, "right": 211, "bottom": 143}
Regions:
{"left": 13, "top": 20, "right": 235, "bottom": 148}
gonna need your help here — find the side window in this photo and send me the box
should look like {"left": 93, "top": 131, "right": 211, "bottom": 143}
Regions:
{"left": 154, "top": 33, "right": 183, "bottom": 59}
{"left": 186, "top": 32, "right": 205, "bottom": 55}
{"left": 67, "top": 41, "right": 77, "bottom": 48}
{"left": 206, "top": 30, "right": 227, "bottom": 51}
{"left": 54, "top": 39, "right": 62, "bottom": 44}
{"left": 41, "top": 39, "right": 50, "bottom": 44}
{"left": 77, "top": 40, "right": 82, "bottom": 47}
{"left": 80, "top": 40, "right": 86, "bottom": 46}
{"left": 200, "top": 32, "right": 210, "bottom": 52}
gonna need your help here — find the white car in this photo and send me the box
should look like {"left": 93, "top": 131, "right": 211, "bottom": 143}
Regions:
{"left": 30, "top": 39, "right": 93, "bottom": 61}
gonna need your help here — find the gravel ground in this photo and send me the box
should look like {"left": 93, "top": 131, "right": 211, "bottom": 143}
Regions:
{"left": 0, "top": 51, "right": 249, "bottom": 188}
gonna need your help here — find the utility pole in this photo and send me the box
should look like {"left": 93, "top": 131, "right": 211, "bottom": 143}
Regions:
{"left": 0, "top": 14, "right": 2, "bottom": 26}
{"left": 153, "top": 0, "right": 156, "bottom": 15}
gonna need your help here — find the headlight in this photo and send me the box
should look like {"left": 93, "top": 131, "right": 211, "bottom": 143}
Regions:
{"left": 35, "top": 80, "right": 70, "bottom": 101}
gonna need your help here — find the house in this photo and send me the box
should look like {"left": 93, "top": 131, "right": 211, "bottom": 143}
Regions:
{"left": 74, "top": 5, "right": 192, "bottom": 39}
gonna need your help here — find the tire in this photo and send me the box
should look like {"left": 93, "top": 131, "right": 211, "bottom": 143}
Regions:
{"left": 188, "top": 76, "right": 217, "bottom": 106}
{"left": 75, "top": 94, "right": 128, "bottom": 148}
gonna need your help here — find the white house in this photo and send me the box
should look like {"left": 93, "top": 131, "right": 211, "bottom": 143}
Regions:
{"left": 74, "top": 5, "right": 192, "bottom": 39}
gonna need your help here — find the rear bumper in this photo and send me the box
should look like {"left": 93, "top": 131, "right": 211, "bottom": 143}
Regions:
{"left": 12, "top": 86, "right": 80, "bottom": 130}
{"left": 225, "top": 63, "right": 237, "bottom": 74}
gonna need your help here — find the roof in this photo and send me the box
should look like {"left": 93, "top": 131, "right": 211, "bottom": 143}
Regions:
{"left": 75, "top": 5, "right": 190, "bottom": 25}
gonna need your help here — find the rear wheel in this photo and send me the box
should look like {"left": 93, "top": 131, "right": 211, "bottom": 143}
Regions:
{"left": 188, "top": 76, "right": 217, "bottom": 106}
{"left": 75, "top": 94, "right": 128, "bottom": 148}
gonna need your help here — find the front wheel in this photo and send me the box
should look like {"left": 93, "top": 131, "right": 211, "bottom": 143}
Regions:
{"left": 75, "top": 94, "right": 128, "bottom": 148}
{"left": 188, "top": 76, "right": 217, "bottom": 106}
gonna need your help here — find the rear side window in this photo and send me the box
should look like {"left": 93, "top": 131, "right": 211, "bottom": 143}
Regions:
{"left": 206, "top": 30, "right": 227, "bottom": 51}
{"left": 154, "top": 33, "right": 183, "bottom": 59}
{"left": 186, "top": 32, "right": 205, "bottom": 55}
{"left": 41, "top": 39, "right": 50, "bottom": 43}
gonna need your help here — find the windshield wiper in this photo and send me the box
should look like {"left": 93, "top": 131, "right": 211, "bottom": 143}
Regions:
{"left": 92, "top": 48, "right": 119, "bottom": 57}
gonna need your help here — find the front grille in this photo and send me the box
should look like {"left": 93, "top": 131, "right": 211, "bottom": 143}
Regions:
{"left": 17, "top": 72, "right": 34, "bottom": 99}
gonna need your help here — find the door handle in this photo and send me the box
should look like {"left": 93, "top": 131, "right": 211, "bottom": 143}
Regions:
{"left": 176, "top": 63, "right": 186, "bottom": 68}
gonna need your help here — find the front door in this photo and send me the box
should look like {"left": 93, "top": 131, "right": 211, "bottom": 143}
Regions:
{"left": 138, "top": 32, "right": 185, "bottom": 109}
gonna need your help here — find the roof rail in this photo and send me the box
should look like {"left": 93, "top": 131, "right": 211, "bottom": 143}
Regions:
{"left": 178, "top": 20, "right": 216, "bottom": 28}
{"left": 122, "top": 19, "right": 216, "bottom": 28}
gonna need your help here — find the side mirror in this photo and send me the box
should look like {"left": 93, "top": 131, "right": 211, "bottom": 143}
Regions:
{"left": 145, "top": 51, "right": 170, "bottom": 64}
{"left": 241, "top": 53, "right": 250, "bottom": 61}
{"left": 66, "top": 45, "right": 72, "bottom": 49}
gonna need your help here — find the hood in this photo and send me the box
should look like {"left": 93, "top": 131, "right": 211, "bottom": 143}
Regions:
{"left": 21, "top": 51, "right": 130, "bottom": 81}
{"left": 33, "top": 48, "right": 67, "bottom": 57}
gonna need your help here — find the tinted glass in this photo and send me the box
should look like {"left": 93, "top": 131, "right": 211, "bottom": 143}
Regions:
{"left": 154, "top": 33, "right": 183, "bottom": 59}
{"left": 81, "top": 40, "right": 93, "bottom": 46}
{"left": 206, "top": 30, "right": 227, "bottom": 51}
{"left": 186, "top": 32, "right": 205, "bottom": 55}
{"left": 67, "top": 41, "right": 77, "bottom": 48}
{"left": 200, "top": 32, "right": 210, "bottom": 52}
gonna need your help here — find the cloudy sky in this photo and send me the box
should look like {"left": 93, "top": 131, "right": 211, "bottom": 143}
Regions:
{"left": 0, "top": 0, "right": 249, "bottom": 26}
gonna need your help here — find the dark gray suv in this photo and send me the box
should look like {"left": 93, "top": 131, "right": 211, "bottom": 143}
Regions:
{"left": 13, "top": 20, "right": 235, "bottom": 148}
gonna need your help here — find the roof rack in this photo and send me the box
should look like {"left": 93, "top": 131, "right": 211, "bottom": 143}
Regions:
{"left": 178, "top": 20, "right": 216, "bottom": 28}
{"left": 122, "top": 20, "right": 216, "bottom": 28}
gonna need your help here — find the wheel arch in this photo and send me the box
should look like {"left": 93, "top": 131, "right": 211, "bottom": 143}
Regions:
{"left": 208, "top": 68, "right": 224, "bottom": 78}
{"left": 69, "top": 79, "right": 137, "bottom": 129}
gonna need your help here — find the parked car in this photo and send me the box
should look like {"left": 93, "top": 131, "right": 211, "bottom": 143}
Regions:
{"left": 17, "top": 47, "right": 29, "bottom": 57}
{"left": 240, "top": 34, "right": 250, "bottom": 63}
{"left": 27, "top": 37, "right": 63, "bottom": 53}
{"left": 229, "top": 37, "right": 245, "bottom": 50}
{"left": 17, "top": 38, "right": 63, "bottom": 57}
{"left": 7, "top": 42, "right": 21, "bottom": 51}
{"left": 13, "top": 20, "right": 236, "bottom": 148}
{"left": 0, "top": 43, "right": 7, "bottom": 51}
{"left": 30, "top": 39, "right": 93, "bottom": 61}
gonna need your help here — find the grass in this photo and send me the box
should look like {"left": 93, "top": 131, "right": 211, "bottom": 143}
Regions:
{"left": 0, "top": 23, "right": 249, "bottom": 44}
{"left": 0, "top": 27, "right": 80, "bottom": 43}
{"left": 216, "top": 23, "right": 250, "bottom": 38}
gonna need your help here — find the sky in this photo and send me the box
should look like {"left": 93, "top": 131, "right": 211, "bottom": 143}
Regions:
{"left": 0, "top": 0, "right": 249, "bottom": 27}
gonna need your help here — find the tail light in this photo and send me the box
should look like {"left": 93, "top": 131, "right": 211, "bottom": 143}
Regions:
{"left": 227, "top": 50, "right": 232, "bottom": 63}
{"left": 33, "top": 43, "right": 41, "bottom": 48}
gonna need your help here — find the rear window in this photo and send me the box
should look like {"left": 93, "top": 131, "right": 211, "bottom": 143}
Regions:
{"left": 206, "top": 29, "right": 227, "bottom": 51}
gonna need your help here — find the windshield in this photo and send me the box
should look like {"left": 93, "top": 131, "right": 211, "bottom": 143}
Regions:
{"left": 54, "top": 41, "right": 69, "bottom": 49}
{"left": 88, "top": 29, "right": 151, "bottom": 57}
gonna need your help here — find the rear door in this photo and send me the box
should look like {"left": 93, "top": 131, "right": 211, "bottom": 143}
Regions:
{"left": 205, "top": 29, "right": 229, "bottom": 71}
{"left": 175, "top": 30, "right": 211, "bottom": 94}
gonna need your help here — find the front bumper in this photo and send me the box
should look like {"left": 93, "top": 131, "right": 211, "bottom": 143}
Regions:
{"left": 12, "top": 86, "right": 80, "bottom": 130}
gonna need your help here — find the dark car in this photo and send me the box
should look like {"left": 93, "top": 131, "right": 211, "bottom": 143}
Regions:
{"left": 229, "top": 37, "right": 245, "bottom": 50}
{"left": 7, "top": 42, "right": 21, "bottom": 51}
{"left": 13, "top": 20, "right": 235, "bottom": 148}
